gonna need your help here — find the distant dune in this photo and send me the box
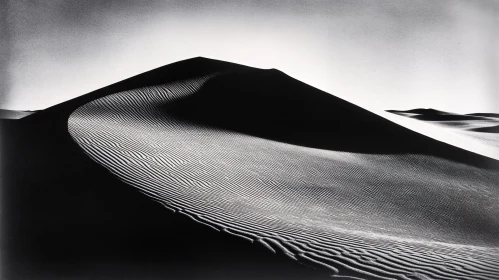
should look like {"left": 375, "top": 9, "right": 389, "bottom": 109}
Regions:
{"left": 388, "top": 109, "right": 499, "bottom": 150}
{"left": 0, "top": 109, "right": 36, "bottom": 119}
{"left": 387, "top": 108, "right": 499, "bottom": 123}
{"left": 65, "top": 58, "right": 499, "bottom": 279}
{"left": 466, "top": 113, "right": 499, "bottom": 119}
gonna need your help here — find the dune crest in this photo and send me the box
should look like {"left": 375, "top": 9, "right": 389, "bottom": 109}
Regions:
{"left": 68, "top": 58, "right": 499, "bottom": 279}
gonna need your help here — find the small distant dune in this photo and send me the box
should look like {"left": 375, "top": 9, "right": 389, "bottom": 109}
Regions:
{"left": 66, "top": 58, "right": 499, "bottom": 279}
{"left": 387, "top": 109, "right": 493, "bottom": 122}
{"left": 471, "top": 125, "right": 499, "bottom": 133}
{"left": 0, "top": 109, "right": 36, "bottom": 119}
{"left": 466, "top": 113, "right": 499, "bottom": 119}
{"left": 388, "top": 108, "right": 499, "bottom": 151}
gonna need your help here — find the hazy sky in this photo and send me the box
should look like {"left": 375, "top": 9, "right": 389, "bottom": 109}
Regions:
{"left": 2, "top": 0, "right": 498, "bottom": 113}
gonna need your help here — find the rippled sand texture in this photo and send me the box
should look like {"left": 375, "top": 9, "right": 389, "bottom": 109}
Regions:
{"left": 68, "top": 70, "right": 499, "bottom": 279}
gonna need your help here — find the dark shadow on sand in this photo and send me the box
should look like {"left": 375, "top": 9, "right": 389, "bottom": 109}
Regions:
{"left": 163, "top": 69, "right": 499, "bottom": 170}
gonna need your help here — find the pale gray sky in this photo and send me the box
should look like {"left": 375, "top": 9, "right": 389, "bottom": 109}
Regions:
{"left": 2, "top": 0, "right": 498, "bottom": 113}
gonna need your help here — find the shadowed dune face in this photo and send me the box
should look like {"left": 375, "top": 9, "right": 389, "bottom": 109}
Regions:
{"left": 166, "top": 71, "right": 498, "bottom": 168}
{"left": 68, "top": 68, "right": 499, "bottom": 279}
{"left": 164, "top": 70, "right": 419, "bottom": 154}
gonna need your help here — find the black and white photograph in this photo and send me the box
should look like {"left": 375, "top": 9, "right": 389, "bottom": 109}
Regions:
{"left": 1, "top": 1, "right": 498, "bottom": 279}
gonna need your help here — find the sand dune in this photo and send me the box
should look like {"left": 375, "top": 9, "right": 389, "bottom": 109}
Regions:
{"left": 0, "top": 109, "right": 36, "bottom": 120}
{"left": 388, "top": 109, "right": 499, "bottom": 150}
{"left": 67, "top": 58, "right": 499, "bottom": 279}
{"left": 467, "top": 113, "right": 499, "bottom": 119}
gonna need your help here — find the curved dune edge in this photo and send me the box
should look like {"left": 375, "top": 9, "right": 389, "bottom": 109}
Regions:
{"left": 68, "top": 73, "right": 499, "bottom": 279}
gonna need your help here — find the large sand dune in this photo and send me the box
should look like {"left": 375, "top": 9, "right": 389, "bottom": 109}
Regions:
{"left": 67, "top": 58, "right": 499, "bottom": 279}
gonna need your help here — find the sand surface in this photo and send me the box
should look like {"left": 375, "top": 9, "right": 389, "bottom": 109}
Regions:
{"left": 67, "top": 59, "right": 499, "bottom": 279}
